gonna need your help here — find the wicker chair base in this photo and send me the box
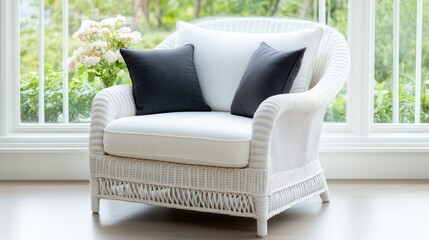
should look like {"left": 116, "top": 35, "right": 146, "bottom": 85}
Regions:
{"left": 91, "top": 171, "right": 328, "bottom": 237}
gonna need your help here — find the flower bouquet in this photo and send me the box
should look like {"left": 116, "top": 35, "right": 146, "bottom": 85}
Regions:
{"left": 69, "top": 15, "right": 142, "bottom": 88}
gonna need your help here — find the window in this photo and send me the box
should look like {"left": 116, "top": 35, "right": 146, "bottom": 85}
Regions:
{"left": 20, "top": 0, "right": 137, "bottom": 124}
{"left": 3, "top": 0, "right": 428, "bottom": 151}
{"left": 322, "top": 0, "right": 348, "bottom": 123}
{"left": 374, "top": 0, "right": 429, "bottom": 124}
{"left": 18, "top": 0, "right": 348, "bottom": 125}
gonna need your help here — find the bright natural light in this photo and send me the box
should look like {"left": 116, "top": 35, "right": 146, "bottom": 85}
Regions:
{"left": 374, "top": 0, "right": 429, "bottom": 123}
{"left": 1, "top": 1, "right": 429, "bottom": 239}
{"left": 19, "top": 0, "right": 348, "bottom": 124}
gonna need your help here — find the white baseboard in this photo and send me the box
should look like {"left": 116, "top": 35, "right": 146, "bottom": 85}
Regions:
{"left": 0, "top": 153, "right": 89, "bottom": 180}
{"left": 320, "top": 152, "right": 429, "bottom": 179}
{"left": 0, "top": 152, "right": 428, "bottom": 180}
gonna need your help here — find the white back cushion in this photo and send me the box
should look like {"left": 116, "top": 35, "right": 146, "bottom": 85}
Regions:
{"left": 175, "top": 21, "right": 323, "bottom": 111}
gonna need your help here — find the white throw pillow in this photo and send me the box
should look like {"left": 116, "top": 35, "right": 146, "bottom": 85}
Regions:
{"left": 175, "top": 21, "right": 323, "bottom": 111}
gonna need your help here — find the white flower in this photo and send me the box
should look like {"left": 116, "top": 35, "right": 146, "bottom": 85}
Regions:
{"left": 119, "top": 27, "right": 132, "bottom": 33}
{"left": 100, "top": 18, "right": 116, "bottom": 28}
{"left": 70, "top": 15, "right": 141, "bottom": 77}
{"left": 100, "top": 28, "right": 112, "bottom": 38}
{"left": 90, "top": 41, "right": 108, "bottom": 49}
{"left": 82, "top": 56, "right": 101, "bottom": 68}
{"left": 71, "top": 48, "right": 81, "bottom": 61}
{"left": 119, "top": 31, "right": 142, "bottom": 45}
{"left": 103, "top": 50, "right": 118, "bottom": 63}
{"left": 81, "top": 20, "right": 99, "bottom": 28}
{"left": 76, "top": 46, "right": 91, "bottom": 57}
{"left": 115, "top": 15, "right": 127, "bottom": 25}
{"left": 132, "top": 31, "right": 142, "bottom": 43}
{"left": 77, "top": 46, "right": 89, "bottom": 57}
{"left": 72, "top": 29, "right": 88, "bottom": 42}
{"left": 118, "top": 34, "right": 130, "bottom": 44}
{"left": 76, "top": 42, "right": 105, "bottom": 57}
{"left": 88, "top": 27, "right": 99, "bottom": 34}
{"left": 116, "top": 50, "right": 125, "bottom": 63}
{"left": 68, "top": 56, "right": 77, "bottom": 71}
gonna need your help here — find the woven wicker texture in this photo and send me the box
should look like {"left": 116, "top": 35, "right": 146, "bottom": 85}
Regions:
{"left": 89, "top": 17, "right": 350, "bottom": 237}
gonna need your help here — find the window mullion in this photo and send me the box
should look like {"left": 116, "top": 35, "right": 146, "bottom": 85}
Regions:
{"left": 348, "top": 0, "right": 374, "bottom": 136}
{"left": 392, "top": 0, "right": 400, "bottom": 123}
{"left": 62, "top": 0, "right": 69, "bottom": 123}
{"left": 0, "top": 0, "right": 8, "bottom": 136}
{"left": 415, "top": 0, "right": 422, "bottom": 124}
{"left": 318, "top": 0, "right": 326, "bottom": 24}
{"left": 38, "top": 0, "right": 45, "bottom": 124}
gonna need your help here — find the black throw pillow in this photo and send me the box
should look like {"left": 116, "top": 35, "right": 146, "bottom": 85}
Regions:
{"left": 120, "top": 45, "right": 211, "bottom": 115}
{"left": 231, "top": 42, "right": 306, "bottom": 118}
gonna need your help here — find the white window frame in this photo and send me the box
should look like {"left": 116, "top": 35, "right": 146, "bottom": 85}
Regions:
{"left": 0, "top": 0, "right": 88, "bottom": 152}
{"left": 1, "top": 0, "right": 429, "bottom": 152}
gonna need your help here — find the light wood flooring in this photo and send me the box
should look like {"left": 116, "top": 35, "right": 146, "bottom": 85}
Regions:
{"left": 0, "top": 180, "right": 428, "bottom": 240}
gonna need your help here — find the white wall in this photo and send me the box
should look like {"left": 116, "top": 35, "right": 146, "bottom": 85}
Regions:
{"left": 320, "top": 152, "right": 429, "bottom": 179}
{"left": 0, "top": 153, "right": 89, "bottom": 180}
{"left": 1, "top": 152, "right": 428, "bottom": 180}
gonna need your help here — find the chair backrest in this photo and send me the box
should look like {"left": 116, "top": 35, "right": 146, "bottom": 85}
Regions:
{"left": 156, "top": 17, "right": 346, "bottom": 107}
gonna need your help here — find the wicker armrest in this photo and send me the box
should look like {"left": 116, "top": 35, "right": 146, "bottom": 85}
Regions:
{"left": 249, "top": 89, "right": 332, "bottom": 172}
{"left": 249, "top": 34, "right": 350, "bottom": 172}
{"left": 89, "top": 84, "right": 136, "bottom": 155}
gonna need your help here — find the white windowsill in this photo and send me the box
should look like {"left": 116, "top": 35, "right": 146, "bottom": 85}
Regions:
{"left": 1, "top": 131, "right": 428, "bottom": 153}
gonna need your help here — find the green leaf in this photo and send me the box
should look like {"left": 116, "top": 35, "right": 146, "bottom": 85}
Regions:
{"left": 78, "top": 66, "right": 86, "bottom": 76}
{"left": 88, "top": 72, "right": 95, "bottom": 82}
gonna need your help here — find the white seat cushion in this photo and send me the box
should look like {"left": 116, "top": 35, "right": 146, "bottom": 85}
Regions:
{"left": 175, "top": 21, "right": 323, "bottom": 111}
{"left": 103, "top": 112, "right": 252, "bottom": 168}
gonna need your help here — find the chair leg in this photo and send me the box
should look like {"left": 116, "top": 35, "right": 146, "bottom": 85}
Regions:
{"left": 255, "top": 197, "right": 268, "bottom": 237}
{"left": 90, "top": 179, "right": 100, "bottom": 214}
{"left": 91, "top": 197, "right": 100, "bottom": 214}
{"left": 257, "top": 219, "right": 268, "bottom": 238}
{"left": 320, "top": 191, "right": 330, "bottom": 203}
{"left": 320, "top": 176, "right": 330, "bottom": 203}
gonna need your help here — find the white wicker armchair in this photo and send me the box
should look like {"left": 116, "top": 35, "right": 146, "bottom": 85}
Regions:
{"left": 89, "top": 18, "right": 350, "bottom": 237}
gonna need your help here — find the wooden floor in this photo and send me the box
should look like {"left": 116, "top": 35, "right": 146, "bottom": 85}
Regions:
{"left": 0, "top": 180, "right": 428, "bottom": 240}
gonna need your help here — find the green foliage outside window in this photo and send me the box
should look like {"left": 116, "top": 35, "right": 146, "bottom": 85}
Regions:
{"left": 21, "top": 64, "right": 102, "bottom": 123}
{"left": 21, "top": 0, "right": 429, "bottom": 125}
{"left": 374, "top": 0, "right": 429, "bottom": 123}
{"left": 21, "top": 0, "right": 349, "bottom": 124}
